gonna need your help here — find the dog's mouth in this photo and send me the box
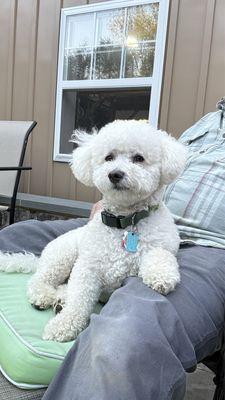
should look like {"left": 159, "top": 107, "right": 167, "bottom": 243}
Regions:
{"left": 112, "top": 184, "right": 129, "bottom": 191}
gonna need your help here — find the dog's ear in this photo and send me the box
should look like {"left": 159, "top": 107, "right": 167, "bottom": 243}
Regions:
{"left": 159, "top": 131, "right": 187, "bottom": 185}
{"left": 70, "top": 130, "right": 96, "bottom": 187}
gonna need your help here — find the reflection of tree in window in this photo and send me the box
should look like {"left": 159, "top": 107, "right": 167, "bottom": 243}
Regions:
{"left": 66, "top": 49, "right": 91, "bottom": 80}
{"left": 112, "top": 4, "right": 158, "bottom": 78}
{"left": 126, "top": 4, "right": 158, "bottom": 41}
{"left": 94, "top": 39, "right": 121, "bottom": 79}
{"left": 65, "top": 4, "right": 158, "bottom": 80}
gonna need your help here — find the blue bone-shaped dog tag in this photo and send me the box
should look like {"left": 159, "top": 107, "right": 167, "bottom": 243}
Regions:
{"left": 123, "top": 231, "right": 139, "bottom": 253}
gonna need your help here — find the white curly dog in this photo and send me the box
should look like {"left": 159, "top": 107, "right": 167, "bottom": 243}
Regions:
{"left": 0, "top": 120, "right": 186, "bottom": 342}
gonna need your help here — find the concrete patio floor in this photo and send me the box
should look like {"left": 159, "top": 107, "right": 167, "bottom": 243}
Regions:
{"left": 185, "top": 364, "right": 215, "bottom": 400}
{"left": 0, "top": 364, "right": 215, "bottom": 399}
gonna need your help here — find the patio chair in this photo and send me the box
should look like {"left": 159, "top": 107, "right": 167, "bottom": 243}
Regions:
{"left": 0, "top": 121, "right": 37, "bottom": 225}
{"left": 202, "top": 348, "right": 225, "bottom": 400}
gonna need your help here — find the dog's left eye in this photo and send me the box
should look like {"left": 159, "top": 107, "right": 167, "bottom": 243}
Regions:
{"left": 105, "top": 153, "right": 114, "bottom": 161}
{"left": 132, "top": 154, "right": 145, "bottom": 163}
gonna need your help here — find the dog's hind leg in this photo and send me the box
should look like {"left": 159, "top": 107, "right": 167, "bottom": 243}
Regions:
{"left": 27, "top": 229, "right": 80, "bottom": 310}
{"left": 43, "top": 259, "right": 102, "bottom": 342}
{"left": 53, "top": 284, "right": 68, "bottom": 314}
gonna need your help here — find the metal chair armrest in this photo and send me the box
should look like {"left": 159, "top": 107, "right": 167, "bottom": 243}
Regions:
{"left": 0, "top": 166, "right": 32, "bottom": 171}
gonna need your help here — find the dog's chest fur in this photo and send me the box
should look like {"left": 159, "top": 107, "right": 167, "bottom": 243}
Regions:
{"left": 75, "top": 204, "right": 179, "bottom": 287}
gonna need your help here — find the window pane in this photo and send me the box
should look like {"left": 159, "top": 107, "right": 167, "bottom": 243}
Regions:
{"left": 65, "top": 13, "right": 94, "bottom": 49}
{"left": 63, "top": 4, "right": 160, "bottom": 81}
{"left": 92, "top": 9, "right": 125, "bottom": 79}
{"left": 60, "top": 90, "right": 76, "bottom": 154}
{"left": 59, "top": 88, "right": 150, "bottom": 154}
{"left": 96, "top": 9, "right": 125, "bottom": 46}
{"left": 123, "top": 3, "right": 159, "bottom": 78}
{"left": 66, "top": 50, "right": 92, "bottom": 80}
{"left": 125, "top": 43, "right": 155, "bottom": 78}
{"left": 93, "top": 46, "right": 122, "bottom": 79}
{"left": 127, "top": 3, "right": 159, "bottom": 42}
{"left": 63, "top": 13, "right": 94, "bottom": 80}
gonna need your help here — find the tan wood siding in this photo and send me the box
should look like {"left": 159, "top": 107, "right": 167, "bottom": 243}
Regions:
{"left": 161, "top": 0, "right": 225, "bottom": 137}
{"left": 204, "top": 0, "right": 225, "bottom": 113}
{"left": 0, "top": 0, "right": 224, "bottom": 202}
{"left": 0, "top": 0, "right": 16, "bottom": 120}
{"left": 12, "top": 0, "right": 38, "bottom": 193}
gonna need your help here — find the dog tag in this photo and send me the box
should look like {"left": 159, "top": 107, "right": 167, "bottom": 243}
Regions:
{"left": 122, "top": 231, "right": 139, "bottom": 253}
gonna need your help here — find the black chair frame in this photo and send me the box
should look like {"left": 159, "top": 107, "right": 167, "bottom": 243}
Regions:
{"left": 0, "top": 121, "right": 37, "bottom": 224}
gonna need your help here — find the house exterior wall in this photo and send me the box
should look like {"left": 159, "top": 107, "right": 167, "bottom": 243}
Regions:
{"left": 0, "top": 0, "right": 224, "bottom": 203}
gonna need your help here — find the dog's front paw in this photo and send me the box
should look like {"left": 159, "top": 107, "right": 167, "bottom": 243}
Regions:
{"left": 144, "top": 276, "right": 179, "bottom": 295}
{"left": 139, "top": 248, "right": 180, "bottom": 295}
{"left": 27, "top": 281, "right": 57, "bottom": 310}
{"left": 43, "top": 313, "right": 84, "bottom": 342}
{"left": 140, "top": 268, "right": 180, "bottom": 294}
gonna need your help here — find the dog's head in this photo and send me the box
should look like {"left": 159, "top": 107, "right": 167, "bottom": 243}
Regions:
{"left": 71, "top": 120, "right": 187, "bottom": 206}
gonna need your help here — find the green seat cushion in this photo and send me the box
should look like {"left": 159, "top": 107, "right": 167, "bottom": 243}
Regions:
{"left": 0, "top": 271, "right": 102, "bottom": 389}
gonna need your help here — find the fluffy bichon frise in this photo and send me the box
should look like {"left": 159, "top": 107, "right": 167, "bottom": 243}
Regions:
{"left": 0, "top": 120, "right": 186, "bottom": 342}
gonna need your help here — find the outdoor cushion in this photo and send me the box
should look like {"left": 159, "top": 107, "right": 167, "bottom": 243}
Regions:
{"left": 0, "top": 271, "right": 102, "bottom": 389}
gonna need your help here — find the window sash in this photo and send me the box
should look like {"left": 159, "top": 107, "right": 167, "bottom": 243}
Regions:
{"left": 54, "top": 0, "right": 169, "bottom": 162}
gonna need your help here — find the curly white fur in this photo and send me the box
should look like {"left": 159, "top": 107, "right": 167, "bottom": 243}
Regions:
{"left": 0, "top": 120, "right": 187, "bottom": 342}
{"left": 0, "top": 251, "right": 38, "bottom": 273}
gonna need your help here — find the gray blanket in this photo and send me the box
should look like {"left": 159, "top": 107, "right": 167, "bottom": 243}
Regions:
{"left": 0, "top": 219, "right": 225, "bottom": 400}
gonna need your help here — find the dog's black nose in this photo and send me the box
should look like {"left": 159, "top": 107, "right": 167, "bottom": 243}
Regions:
{"left": 108, "top": 170, "right": 125, "bottom": 183}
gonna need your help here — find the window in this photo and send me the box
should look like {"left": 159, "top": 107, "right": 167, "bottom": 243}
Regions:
{"left": 54, "top": 0, "right": 169, "bottom": 162}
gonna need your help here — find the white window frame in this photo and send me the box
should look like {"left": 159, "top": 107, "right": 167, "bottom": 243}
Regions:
{"left": 54, "top": 0, "right": 169, "bottom": 162}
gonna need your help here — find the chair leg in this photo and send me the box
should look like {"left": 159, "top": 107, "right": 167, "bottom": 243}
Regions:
{"left": 213, "top": 354, "right": 225, "bottom": 400}
{"left": 9, "top": 207, "right": 15, "bottom": 225}
{"left": 213, "top": 385, "right": 224, "bottom": 400}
